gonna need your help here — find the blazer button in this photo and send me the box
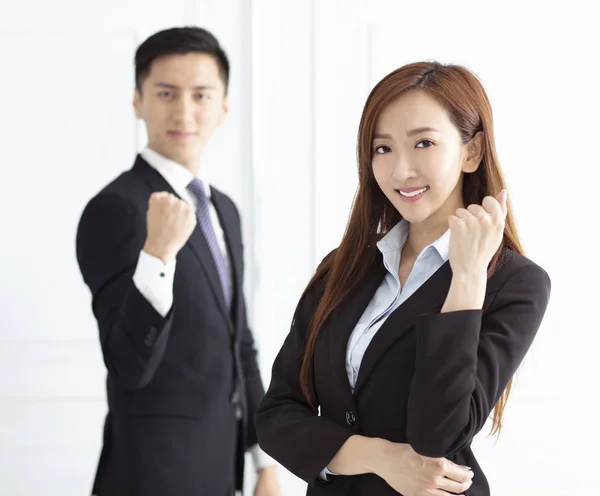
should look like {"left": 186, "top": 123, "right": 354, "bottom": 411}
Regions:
{"left": 230, "top": 389, "right": 242, "bottom": 420}
{"left": 346, "top": 410, "right": 356, "bottom": 426}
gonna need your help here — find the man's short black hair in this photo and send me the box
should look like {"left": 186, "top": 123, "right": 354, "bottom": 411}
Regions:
{"left": 135, "top": 26, "right": 230, "bottom": 93}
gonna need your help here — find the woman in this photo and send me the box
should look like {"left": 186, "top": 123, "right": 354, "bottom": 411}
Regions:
{"left": 255, "top": 61, "right": 551, "bottom": 495}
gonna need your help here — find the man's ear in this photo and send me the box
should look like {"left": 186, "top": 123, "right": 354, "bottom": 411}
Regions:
{"left": 463, "top": 131, "right": 484, "bottom": 173}
{"left": 219, "top": 94, "right": 230, "bottom": 126}
{"left": 133, "top": 89, "right": 143, "bottom": 119}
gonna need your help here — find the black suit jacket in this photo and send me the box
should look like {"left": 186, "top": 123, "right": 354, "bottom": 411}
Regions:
{"left": 76, "top": 156, "right": 265, "bottom": 496}
{"left": 255, "top": 247, "right": 551, "bottom": 495}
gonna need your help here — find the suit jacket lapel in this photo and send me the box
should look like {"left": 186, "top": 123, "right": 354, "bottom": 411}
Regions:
{"left": 353, "top": 260, "right": 452, "bottom": 395}
{"left": 132, "top": 156, "right": 230, "bottom": 321}
{"left": 210, "top": 188, "right": 242, "bottom": 309}
{"left": 187, "top": 224, "right": 230, "bottom": 317}
{"left": 326, "top": 253, "right": 387, "bottom": 406}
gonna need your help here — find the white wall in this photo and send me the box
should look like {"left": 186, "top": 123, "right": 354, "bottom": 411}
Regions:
{"left": 0, "top": 1, "right": 254, "bottom": 494}
{"left": 252, "top": 1, "right": 599, "bottom": 495}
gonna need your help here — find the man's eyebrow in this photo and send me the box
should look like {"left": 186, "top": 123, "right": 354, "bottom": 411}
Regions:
{"left": 154, "top": 83, "right": 216, "bottom": 90}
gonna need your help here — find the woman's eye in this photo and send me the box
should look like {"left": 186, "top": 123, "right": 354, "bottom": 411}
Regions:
{"left": 416, "top": 140, "right": 434, "bottom": 148}
{"left": 374, "top": 145, "right": 391, "bottom": 154}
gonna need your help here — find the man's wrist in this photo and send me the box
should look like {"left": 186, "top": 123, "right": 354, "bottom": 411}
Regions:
{"left": 257, "top": 464, "right": 278, "bottom": 475}
{"left": 143, "top": 240, "right": 175, "bottom": 264}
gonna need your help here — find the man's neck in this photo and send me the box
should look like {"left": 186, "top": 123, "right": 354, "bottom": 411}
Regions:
{"left": 146, "top": 146, "right": 202, "bottom": 176}
{"left": 183, "top": 160, "right": 201, "bottom": 177}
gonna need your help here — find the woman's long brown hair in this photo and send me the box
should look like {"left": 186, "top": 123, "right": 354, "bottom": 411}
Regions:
{"left": 299, "top": 61, "right": 524, "bottom": 436}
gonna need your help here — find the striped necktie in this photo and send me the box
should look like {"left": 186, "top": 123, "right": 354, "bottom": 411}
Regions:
{"left": 187, "top": 178, "right": 231, "bottom": 308}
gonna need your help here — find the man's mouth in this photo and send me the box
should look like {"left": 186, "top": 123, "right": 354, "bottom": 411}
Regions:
{"left": 168, "top": 131, "right": 197, "bottom": 138}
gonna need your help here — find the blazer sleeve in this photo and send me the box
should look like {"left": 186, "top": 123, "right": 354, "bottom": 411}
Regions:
{"left": 238, "top": 224, "right": 266, "bottom": 448}
{"left": 76, "top": 192, "right": 174, "bottom": 390}
{"left": 254, "top": 271, "right": 354, "bottom": 486}
{"left": 240, "top": 319, "right": 266, "bottom": 449}
{"left": 406, "top": 263, "right": 551, "bottom": 457}
{"left": 220, "top": 198, "right": 266, "bottom": 449}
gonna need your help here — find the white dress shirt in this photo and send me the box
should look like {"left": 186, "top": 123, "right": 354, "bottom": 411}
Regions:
{"left": 132, "top": 146, "right": 276, "bottom": 471}
{"left": 321, "top": 219, "right": 450, "bottom": 480}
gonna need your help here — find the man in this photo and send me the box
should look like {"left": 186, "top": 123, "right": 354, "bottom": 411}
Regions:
{"left": 76, "top": 26, "right": 279, "bottom": 496}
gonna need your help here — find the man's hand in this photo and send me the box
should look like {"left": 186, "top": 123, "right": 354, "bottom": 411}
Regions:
{"left": 254, "top": 465, "right": 280, "bottom": 496}
{"left": 143, "top": 191, "right": 197, "bottom": 263}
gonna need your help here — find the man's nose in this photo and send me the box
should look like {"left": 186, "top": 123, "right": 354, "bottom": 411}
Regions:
{"left": 172, "top": 95, "right": 195, "bottom": 126}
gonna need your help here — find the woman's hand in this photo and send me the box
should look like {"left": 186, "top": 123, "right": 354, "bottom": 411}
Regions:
{"left": 373, "top": 441, "right": 474, "bottom": 495}
{"left": 447, "top": 190, "right": 508, "bottom": 278}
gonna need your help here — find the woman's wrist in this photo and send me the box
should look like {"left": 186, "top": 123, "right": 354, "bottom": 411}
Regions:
{"left": 365, "top": 438, "right": 409, "bottom": 478}
{"left": 328, "top": 436, "right": 391, "bottom": 476}
{"left": 442, "top": 269, "right": 487, "bottom": 312}
{"left": 362, "top": 437, "right": 388, "bottom": 475}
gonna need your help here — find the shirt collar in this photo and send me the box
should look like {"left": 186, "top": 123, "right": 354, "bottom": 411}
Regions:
{"left": 140, "top": 146, "right": 211, "bottom": 198}
{"left": 376, "top": 218, "right": 450, "bottom": 262}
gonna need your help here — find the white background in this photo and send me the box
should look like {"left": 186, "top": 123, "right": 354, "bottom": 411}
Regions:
{"left": 1, "top": 0, "right": 598, "bottom": 494}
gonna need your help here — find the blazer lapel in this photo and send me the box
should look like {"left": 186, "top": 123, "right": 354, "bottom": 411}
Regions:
{"left": 353, "top": 260, "right": 452, "bottom": 395}
{"left": 187, "top": 225, "right": 230, "bottom": 317}
{"left": 327, "top": 253, "right": 387, "bottom": 405}
{"left": 210, "top": 188, "right": 242, "bottom": 309}
{"left": 133, "top": 156, "right": 230, "bottom": 321}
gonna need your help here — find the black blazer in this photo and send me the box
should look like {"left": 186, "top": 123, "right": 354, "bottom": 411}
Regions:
{"left": 255, "top": 247, "right": 551, "bottom": 495}
{"left": 76, "top": 156, "right": 265, "bottom": 496}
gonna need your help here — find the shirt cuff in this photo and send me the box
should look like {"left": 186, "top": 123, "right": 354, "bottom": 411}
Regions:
{"left": 319, "top": 466, "right": 337, "bottom": 481}
{"left": 132, "top": 250, "right": 176, "bottom": 318}
{"left": 249, "top": 444, "right": 278, "bottom": 471}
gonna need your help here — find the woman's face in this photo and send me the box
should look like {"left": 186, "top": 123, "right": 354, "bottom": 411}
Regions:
{"left": 372, "top": 90, "right": 482, "bottom": 229}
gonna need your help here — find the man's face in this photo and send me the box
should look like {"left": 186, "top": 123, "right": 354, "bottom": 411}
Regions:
{"left": 134, "top": 52, "right": 228, "bottom": 172}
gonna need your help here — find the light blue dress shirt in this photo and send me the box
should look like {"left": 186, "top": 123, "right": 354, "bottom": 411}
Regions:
{"left": 321, "top": 219, "right": 450, "bottom": 480}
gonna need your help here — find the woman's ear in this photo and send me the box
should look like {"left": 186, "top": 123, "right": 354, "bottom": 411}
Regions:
{"left": 462, "top": 131, "right": 484, "bottom": 173}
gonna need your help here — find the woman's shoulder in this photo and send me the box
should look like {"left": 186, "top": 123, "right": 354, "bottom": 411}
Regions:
{"left": 490, "top": 247, "right": 551, "bottom": 294}
{"left": 307, "top": 249, "right": 337, "bottom": 294}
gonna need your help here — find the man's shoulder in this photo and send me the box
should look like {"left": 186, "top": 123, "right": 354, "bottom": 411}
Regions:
{"left": 88, "top": 163, "right": 148, "bottom": 207}
{"left": 77, "top": 164, "right": 150, "bottom": 230}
